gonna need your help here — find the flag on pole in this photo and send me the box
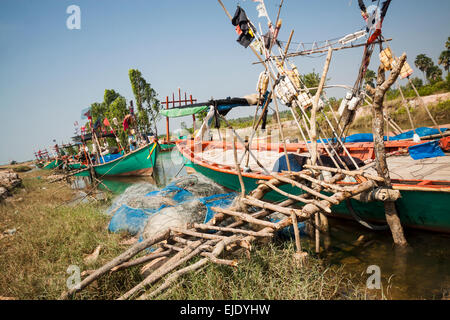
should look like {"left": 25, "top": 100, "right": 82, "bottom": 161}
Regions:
{"left": 253, "top": 0, "right": 268, "bottom": 18}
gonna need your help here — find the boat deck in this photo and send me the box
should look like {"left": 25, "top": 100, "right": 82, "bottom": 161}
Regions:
{"left": 365, "top": 155, "right": 450, "bottom": 181}
{"left": 199, "top": 147, "right": 450, "bottom": 182}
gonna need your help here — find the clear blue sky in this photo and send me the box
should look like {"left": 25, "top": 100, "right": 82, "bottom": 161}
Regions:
{"left": 1, "top": 0, "right": 449, "bottom": 164}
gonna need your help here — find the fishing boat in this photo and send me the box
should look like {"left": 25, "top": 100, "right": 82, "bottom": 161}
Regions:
{"left": 176, "top": 136, "right": 450, "bottom": 233}
{"left": 42, "top": 158, "right": 62, "bottom": 170}
{"left": 70, "top": 141, "right": 160, "bottom": 177}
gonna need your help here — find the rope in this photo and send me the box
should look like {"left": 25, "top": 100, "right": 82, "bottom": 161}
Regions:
{"left": 345, "top": 199, "right": 389, "bottom": 231}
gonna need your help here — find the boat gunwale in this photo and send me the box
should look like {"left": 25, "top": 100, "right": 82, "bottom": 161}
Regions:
{"left": 176, "top": 140, "right": 450, "bottom": 192}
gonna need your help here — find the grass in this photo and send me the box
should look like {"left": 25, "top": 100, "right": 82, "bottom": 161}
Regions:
{"left": 349, "top": 99, "right": 450, "bottom": 134}
{"left": 0, "top": 169, "right": 142, "bottom": 299}
{"left": 154, "top": 242, "right": 371, "bottom": 300}
{"left": 0, "top": 169, "right": 372, "bottom": 300}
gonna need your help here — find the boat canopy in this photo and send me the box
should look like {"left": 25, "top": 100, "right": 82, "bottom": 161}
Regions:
{"left": 160, "top": 95, "right": 259, "bottom": 118}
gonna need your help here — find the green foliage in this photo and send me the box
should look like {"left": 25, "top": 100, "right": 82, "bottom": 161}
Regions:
{"left": 106, "top": 96, "right": 129, "bottom": 148}
{"left": 427, "top": 65, "right": 443, "bottom": 84}
{"left": 415, "top": 54, "right": 434, "bottom": 81}
{"left": 12, "top": 165, "right": 32, "bottom": 173}
{"left": 439, "top": 50, "right": 449, "bottom": 74}
{"left": 90, "top": 102, "right": 107, "bottom": 122}
{"left": 104, "top": 89, "right": 120, "bottom": 107}
{"left": 406, "top": 77, "right": 423, "bottom": 90}
{"left": 301, "top": 71, "right": 322, "bottom": 96}
{"left": 181, "top": 121, "right": 194, "bottom": 134}
{"left": 128, "top": 69, "right": 161, "bottom": 135}
{"left": 364, "top": 69, "right": 376, "bottom": 88}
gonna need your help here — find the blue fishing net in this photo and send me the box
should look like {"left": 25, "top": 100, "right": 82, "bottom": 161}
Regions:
{"left": 107, "top": 175, "right": 236, "bottom": 237}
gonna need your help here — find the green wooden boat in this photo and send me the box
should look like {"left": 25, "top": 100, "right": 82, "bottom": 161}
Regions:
{"left": 42, "top": 159, "right": 62, "bottom": 170}
{"left": 178, "top": 140, "right": 450, "bottom": 233}
{"left": 72, "top": 142, "right": 159, "bottom": 177}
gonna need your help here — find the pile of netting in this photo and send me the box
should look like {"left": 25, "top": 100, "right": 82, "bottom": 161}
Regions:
{"left": 106, "top": 174, "right": 237, "bottom": 240}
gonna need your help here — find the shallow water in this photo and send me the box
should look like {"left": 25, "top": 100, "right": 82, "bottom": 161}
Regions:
{"left": 72, "top": 149, "right": 450, "bottom": 300}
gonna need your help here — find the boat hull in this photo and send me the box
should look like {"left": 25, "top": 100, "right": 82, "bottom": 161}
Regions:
{"left": 93, "top": 142, "right": 159, "bottom": 177}
{"left": 179, "top": 141, "right": 450, "bottom": 233}
{"left": 43, "top": 159, "right": 62, "bottom": 170}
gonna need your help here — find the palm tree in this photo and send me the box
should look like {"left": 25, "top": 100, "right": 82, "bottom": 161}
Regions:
{"left": 426, "top": 65, "right": 443, "bottom": 83}
{"left": 414, "top": 54, "right": 434, "bottom": 82}
{"left": 438, "top": 50, "right": 449, "bottom": 76}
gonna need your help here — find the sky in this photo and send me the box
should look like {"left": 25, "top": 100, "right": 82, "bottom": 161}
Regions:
{"left": 0, "top": 0, "right": 449, "bottom": 164}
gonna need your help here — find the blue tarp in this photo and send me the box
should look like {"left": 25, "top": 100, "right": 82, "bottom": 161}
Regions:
{"left": 408, "top": 140, "right": 445, "bottom": 160}
{"left": 272, "top": 153, "right": 306, "bottom": 173}
{"left": 319, "top": 127, "right": 448, "bottom": 144}
{"left": 390, "top": 127, "right": 447, "bottom": 141}
{"left": 98, "top": 153, "right": 122, "bottom": 164}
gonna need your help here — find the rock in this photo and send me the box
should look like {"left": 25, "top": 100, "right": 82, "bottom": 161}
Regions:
{"left": 84, "top": 245, "right": 102, "bottom": 265}
{"left": 3, "top": 228, "right": 17, "bottom": 236}
{"left": 0, "top": 187, "right": 10, "bottom": 200}
{"left": 0, "top": 170, "right": 22, "bottom": 191}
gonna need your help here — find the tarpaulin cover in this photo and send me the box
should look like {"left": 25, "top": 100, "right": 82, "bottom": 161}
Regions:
{"left": 389, "top": 127, "right": 447, "bottom": 141}
{"left": 408, "top": 140, "right": 445, "bottom": 160}
{"left": 160, "top": 106, "right": 208, "bottom": 118}
{"left": 98, "top": 153, "right": 122, "bottom": 164}
{"left": 321, "top": 127, "right": 448, "bottom": 144}
{"left": 272, "top": 153, "right": 307, "bottom": 173}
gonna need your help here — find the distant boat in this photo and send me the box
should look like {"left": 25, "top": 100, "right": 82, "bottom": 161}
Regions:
{"left": 42, "top": 159, "right": 62, "bottom": 170}
{"left": 71, "top": 141, "right": 162, "bottom": 177}
{"left": 177, "top": 139, "right": 450, "bottom": 233}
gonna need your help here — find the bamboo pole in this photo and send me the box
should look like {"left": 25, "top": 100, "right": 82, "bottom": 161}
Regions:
{"left": 311, "top": 47, "right": 333, "bottom": 165}
{"left": 270, "top": 173, "right": 340, "bottom": 204}
{"left": 232, "top": 136, "right": 246, "bottom": 197}
{"left": 260, "top": 180, "right": 332, "bottom": 213}
{"left": 118, "top": 240, "right": 204, "bottom": 300}
{"left": 303, "top": 164, "right": 385, "bottom": 182}
{"left": 170, "top": 227, "right": 226, "bottom": 241}
{"left": 397, "top": 82, "right": 416, "bottom": 134}
{"left": 408, "top": 77, "right": 444, "bottom": 137}
{"left": 111, "top": 250, "right": 172, "bottom": 273}
{"left": 211, "top": 207, "right": 279, "bottom": 229}
{"left": 60, "top": 229, "right": 171, "bottom": 299}
{"left": 192, "top": 223, "right": 273, "bottom": 238}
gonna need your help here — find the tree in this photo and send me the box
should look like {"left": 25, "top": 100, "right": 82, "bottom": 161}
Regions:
{"left": 426, "top": 65, "right": 443, "bottom": 83}
{"left": 143, "top": 82, "right": 161, "bottom": 137}
{"left": 364, "top": 69, "right": 377, "bottom": 88}
{"left": 406, "top": 77, "right": 423, "bottom": 90}
{"left": 106, "top": 96, "right": 128, "bottom": 148}
{"left": 90, "top": 102, "right": 107, "bottom": 122}
{"left": 104, "top": 89, "right": 120, "bottom": 107}
{"left": 300, "top": 71, "right": 322, "bottom": 96}
{"left": 438, "top": 38, "right": 450, "bottom": 77}
{"left": 128, "top": 69, "right": 161, "bottom": 134}
{"left": 414, "top": 54, "right": 434, "bottom": 82}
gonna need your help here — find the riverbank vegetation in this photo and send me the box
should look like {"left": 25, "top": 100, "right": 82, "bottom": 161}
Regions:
{"left": 0, "top": 169, "right": 372, "bottom": 300}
